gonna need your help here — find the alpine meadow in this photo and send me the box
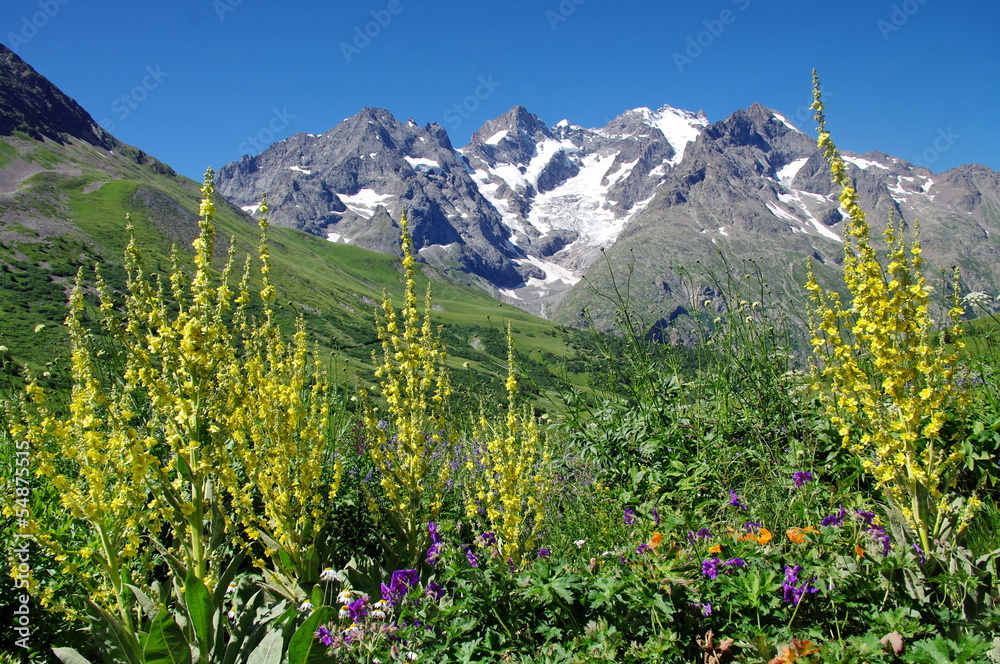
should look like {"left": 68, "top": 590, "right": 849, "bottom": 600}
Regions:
{"left": 2, "top": 6, "right": 1000, "bottom": 663}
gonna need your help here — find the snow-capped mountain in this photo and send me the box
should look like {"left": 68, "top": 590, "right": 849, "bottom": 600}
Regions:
{"left": 460, "top": 105, "right": 708, "bottom": 311}
{"left": 214, "top": 101, "right": 1000, "bottom": 326}
{"left": 214, "top": 108, "right": 526, "bottom": 288}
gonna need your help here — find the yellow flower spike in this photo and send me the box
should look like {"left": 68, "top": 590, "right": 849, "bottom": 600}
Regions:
{"left": 805, "top": 72, "right": 972, "bottom": 553}
{"left": 14, "top": 169, "right": 341, "bottom": 621}
{"left": 363, "top": 211, "right": 455, "bottom": 560}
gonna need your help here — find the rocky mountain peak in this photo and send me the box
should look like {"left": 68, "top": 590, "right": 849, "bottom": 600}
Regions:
{"left": 0, "top": 43, "right": 113, "bottom": 149}
{"left": 470, "top": 105, "right": 552, "bottom": 145}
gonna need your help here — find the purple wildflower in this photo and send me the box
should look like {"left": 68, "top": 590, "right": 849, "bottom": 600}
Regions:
{"left": 781, "top": 565, "right": 818, "bottom": 604}
{"left": 537, "top": 547, "right": 550, "bottom": 558}
{"left": 636, "top": 543, "right": 651, "bottom": 555}
{"left": 792, "top": 471, "right": 814, "bottom": 487}
{"left": 464, "top": 545, "right": 479, "bottom": 568}
{"left": 701, "top": 603, "right": 713, "bottom": 617}
{"left": 856, "top": 509, "right": 876, "bottom": 527}
{"left": 425, "top": 581, "right": 445, "bottom": 600}
{"left": 428, "top": 521, "right": 441, "bottom": 544}
{"left": 724, "top": 557, "right": 746, "bottom": 567}
{"left": 651, "top": 508, "right": 660, "bottom": 524}
{"left": 479, "top": 531, "right": 497, "bottom": 546}
{"left": 316, "top": 626, "right": 334, "bottom": 647}
{"left": 745, "top": 521, "right": 763, "bottom": 531}
{"left": 391, "top": 569, "right": 420, "bottom": 588}
{"left": 347, "top": 596, "right": 369, "bottom": 622}
{"left": 866, "top": 524, "right": 892, "bottom": 557}
{"left": 728, "top": 490, "right": 747, "bottom": 511}
{"left": 426, "top": 541, "right": 441, "bottom": 565}
{"left": 624, "top": 507, "right": 636, "bottom": 525}
{"left": 702, "top": 557, "right": 721, "bottom": 580}
{"left": 821, "top": 506, "right": 846, "bottom": 527}
{"left": 912, "top": 542, "right": 926, "bottom": 564}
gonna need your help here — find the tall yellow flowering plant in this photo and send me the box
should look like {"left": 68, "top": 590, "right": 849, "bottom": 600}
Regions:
{"left": 466, "top": 322, "right": 551, "bottom": 564}
{"left": 364, "top": 211, "right": 453, "bottom": 563}
{"left": 804, "top": 72, "right": 975, "bottom": 554}
{"left": 12, "top": 171, "right": 341, "bottom": 630}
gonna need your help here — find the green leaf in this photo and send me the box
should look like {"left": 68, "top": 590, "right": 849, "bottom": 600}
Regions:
{"left": 285, "top": 607, "right": 330, "bottom": 664}
{"left": 143, "top": 609, "right": 192, "bottom": 664}
{"left": 127, "top": 584, "right": 157, "bottom": 620}
{"left": 85, "top": 599, "right": 144, "bottom": 664}
{"left": 212, "top": 549, "right": 247, "bottom": 606}
{"left": 184, "top": 569, "right": 214, "bottom": 649}
{"left": 245, "top": 627, "right": 285, "bottom": 664}
{"left": 52, "top": 648, "right": 95, "bottom": 664}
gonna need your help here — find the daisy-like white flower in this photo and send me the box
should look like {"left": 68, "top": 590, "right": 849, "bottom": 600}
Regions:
{"left": 299, "top": 601, "right": 314, "bottom": 613}
{"left": 573, "top": 539, "right": 586, "bottom": 548}
{"left": 225, "top": 581, "right": 237, "bottom": 595}
{"left": 226, "top": 606, "right": 236, "bottom": 621}
{"left": 320, "top": 567, "right": 339, "bottom": 582}
{"left": 339, "top": 604, "right": 350, "bottom": 619}
{"left": 337, "top": 589, "right": 354, "bottom": 604}
{"left": 405, "top": 652, "right": 419, "bottom": 661}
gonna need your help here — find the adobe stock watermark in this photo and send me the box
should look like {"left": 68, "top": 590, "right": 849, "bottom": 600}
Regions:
{"left": 98, "top": 65, "right": 170, "bottom": 133}
{"left": 442, "top": 75, "right": 502, "bottom": 131}
{"left": 11, "top": 438, "right": 33, "bottom": 649}
{"left": 237, "top": 107, "right": 296, "bottom": 156}
{"left": 911, "top": 126, "right": 960, "bottom": 170}
{"left": 545, "top": 0, "right": 586, "bottom": 31}
{"left": 673, "top": 0, "right": 751, "bottom": 74}
{"left": 5, "top": 0, "right": 71, "bottom": 52}
{"left": 213, "top": 0, "right": 242, "bottom": 21}
{"left": 340, "top": 0, "right": 406, "bottom": 64}
{"left": 877, "top": 0, "right": 930, "bottom": 40}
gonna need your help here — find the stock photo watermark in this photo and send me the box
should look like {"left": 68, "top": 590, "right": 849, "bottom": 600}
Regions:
{"left": 213, "top": 0, "right": 242, "bottom": 21}
{"left": 673, "top": 0, "right": 751, "bottom": 74}
{"left": 442, "top": 75, "right": 502, "bottom": 131}
{"left": 545, "top": 0, "right": 586, "bottom": 31}
{"left": 11, "top": 438, "right": 33, "bottom": 649}
{"left": 877, "top": 0, "right": 930, "bottom": 40}
{"left": 5, "top": 0, "right": 71, "bottom": 52}
{"left": 911, "top": 126, "right": 960, "bottom": 170}
{"left": 98, "top": 65, "right": 169, "bottom": 133}
{"left": 237, "top": 107, "right": 296, "bottom": 156}
{"left": 340, "top": 0, "right": 406, "bottom": 64}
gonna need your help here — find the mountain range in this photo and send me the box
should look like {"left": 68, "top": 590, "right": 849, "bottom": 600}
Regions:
{"left": 3, "top": 37, "right": 999, "bottom": 359}
{"left": 215, "top": 94, "right": 1000, "bottom": 329}
{"left": 0, "top": 42, "right": 596, "bottom": 397}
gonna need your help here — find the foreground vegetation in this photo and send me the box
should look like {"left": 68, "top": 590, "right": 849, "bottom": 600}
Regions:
{"left": 1, "top": 78, "right": 999, "bottom": 663}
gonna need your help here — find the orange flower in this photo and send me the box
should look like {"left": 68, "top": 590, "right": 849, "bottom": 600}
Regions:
{"left": 786, "top": 526, "right": 819, "bottom": 544}
{"left": 768, "top": 638, "right": 819, "bottom": 664}
{"left": 708, "top": 543, "right": 722, "bottom": 554}
{"left": 855, "top": 544, "right": 865, "bottom": 557}
{"left": 740, "top": 527, "right": 773, "bottom": 546}
{"left": 649, "top": 532, "right": 663, "bottom": 549}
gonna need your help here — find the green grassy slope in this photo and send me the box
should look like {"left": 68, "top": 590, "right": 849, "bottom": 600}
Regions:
{"left": 0, "top": 133, "right": 598, "bottom": 406}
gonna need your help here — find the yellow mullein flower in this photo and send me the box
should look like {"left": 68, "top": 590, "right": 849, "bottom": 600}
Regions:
{"left": 804, "top": 72, "right": 972, "bottom": 553}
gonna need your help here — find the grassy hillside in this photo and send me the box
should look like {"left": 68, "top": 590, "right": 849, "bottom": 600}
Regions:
{"left": 0, "top": 132, "right": 598, "bottom": 407}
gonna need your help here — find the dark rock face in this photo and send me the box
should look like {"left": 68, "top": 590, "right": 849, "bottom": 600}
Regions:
{"left": 0, "top": 43, "right": 113, "bottom": 148}
{"left": 215, "top": 108, "right": 525, "bottom": 287}
{"left": 0, "top": 44, "right": 175, "bottom": 177}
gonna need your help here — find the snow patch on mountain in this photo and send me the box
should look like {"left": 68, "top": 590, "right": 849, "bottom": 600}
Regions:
{"left": 404, "top": 157, "right": 442, "bottom": 174}
{"left": 338, "top": 189, "right": 394, "bottom": 219}
{"left": 777, "top": 157, "right": 809, "bottom": 185}
{"left": 843, "top": 155, "right": 889, "bottom": 170}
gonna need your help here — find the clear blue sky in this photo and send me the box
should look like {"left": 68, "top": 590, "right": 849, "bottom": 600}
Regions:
{"left": 4, "top": 0, "right": 997, "bottom": 180}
